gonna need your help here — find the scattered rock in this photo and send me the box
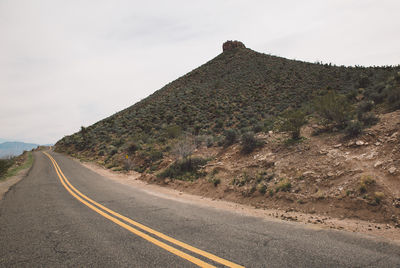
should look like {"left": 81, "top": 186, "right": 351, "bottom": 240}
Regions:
{"left": 393, "top": 198, "right": 400, "bottom": 208}
{"left": 356, "top": 140, "right": 365, "bottom": 146}
{"left": 388, "top": 167, "right": 397, "bottom": 174}
{"left": 347, "top": 141, "right": 355, "bottom": 147}
{"left": 374, "top": 161, "right": 383, "bottom": 168}
{"left": 333, "top": 144, "right": 342, "bottom": 148}
{"left": 319, "top": 150, "right": 328, "bottom": 155}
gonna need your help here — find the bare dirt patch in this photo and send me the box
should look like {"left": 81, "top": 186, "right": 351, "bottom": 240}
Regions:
{"left": 0, "top": 167, "right": 30, "bottom": 200}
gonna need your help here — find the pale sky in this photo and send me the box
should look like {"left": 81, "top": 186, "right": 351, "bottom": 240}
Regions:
{"left": 1, "top": 0, "right": 399, "bottom": 144}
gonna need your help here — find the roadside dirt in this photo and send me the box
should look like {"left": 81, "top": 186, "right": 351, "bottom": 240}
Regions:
{"left": 0, "top": 168, "right": 30, "bottom": 200}
{"left": 80, "top": 159, "right": 400, "bottom": 243}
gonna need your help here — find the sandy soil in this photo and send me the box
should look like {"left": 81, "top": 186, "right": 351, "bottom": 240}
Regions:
{"left": 79, "top": 159, "right": 400, "bottom": 244}
{"left": 0, "top": 167, "right": 30, "bottom": 200}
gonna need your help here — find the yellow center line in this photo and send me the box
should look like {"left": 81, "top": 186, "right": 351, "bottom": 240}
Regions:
{"left": 43, "top": 152, "right": 244, "bottom": 268}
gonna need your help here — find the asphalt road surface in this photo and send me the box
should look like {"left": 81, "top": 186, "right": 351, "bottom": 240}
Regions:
{"left": 1, "top": 151, "right": 400, "bottom": 267}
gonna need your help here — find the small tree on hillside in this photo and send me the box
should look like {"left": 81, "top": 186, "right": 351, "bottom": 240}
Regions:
{"left": 223, "top": 129, "right": 238, "bottom": 147}
{"left": 314, "top": 90, "right": 352, "bottom": 128}
{"left": 278, "top": 109, "right": 307, "bottom": 140}
{"left": 241, "top": 132, "right": 263, "bottom": 154}
{"left": 172, "top": 134, "right": 195, "bottom": 160}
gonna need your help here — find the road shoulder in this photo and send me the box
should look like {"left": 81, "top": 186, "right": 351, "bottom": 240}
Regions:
{"left": 0, "top": 166, "right": 31, "bottom": 200}
{"left": 69, "top": 154, "right": 400, "bottom": 244}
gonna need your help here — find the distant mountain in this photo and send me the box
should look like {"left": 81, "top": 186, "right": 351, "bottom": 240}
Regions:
{"left": 0, "top": 138, "right": 9, "bottom": 143}
{"left": 0, "top": 142, "right": 39, "bottom": 158}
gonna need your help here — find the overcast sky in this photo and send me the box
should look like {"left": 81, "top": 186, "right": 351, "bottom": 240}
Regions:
{"left": 1, "top": 0, "right": 399, "bottom": 144}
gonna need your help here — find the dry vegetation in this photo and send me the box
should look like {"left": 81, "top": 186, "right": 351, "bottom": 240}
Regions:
{"left": 55, "top": 43, "right": 400, "bottom": 226}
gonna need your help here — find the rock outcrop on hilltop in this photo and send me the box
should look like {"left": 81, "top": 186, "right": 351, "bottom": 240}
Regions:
{"left": 222, "top": 40, "right": 246, "bottom": 51}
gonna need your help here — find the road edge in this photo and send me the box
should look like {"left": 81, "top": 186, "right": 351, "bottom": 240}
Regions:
{"left": 0, "top": 153, "right": 35, "bottom": 201}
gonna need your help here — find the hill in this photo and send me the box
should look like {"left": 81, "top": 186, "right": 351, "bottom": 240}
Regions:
{"left": 56, "top": 41, "right": 399, "bottom": 167}
{"left": 55, "top": 41, "right": 400, "bottom": 226}
{"left": 0, "top": 142, "right": 39, "bottom": 158}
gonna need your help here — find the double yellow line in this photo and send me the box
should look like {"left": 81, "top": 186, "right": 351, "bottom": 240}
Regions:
{"left": 44, "top": 152, "right": 244, "bottom": 268}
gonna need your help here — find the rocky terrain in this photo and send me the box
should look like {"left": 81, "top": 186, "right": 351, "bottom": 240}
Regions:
{"left": 139, "top": 110, "right": 400, "bottom": 227}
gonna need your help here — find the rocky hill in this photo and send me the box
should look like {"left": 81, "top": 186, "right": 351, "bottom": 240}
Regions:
{"left": 55, "top": 41, "right": 400, "bottom": 226}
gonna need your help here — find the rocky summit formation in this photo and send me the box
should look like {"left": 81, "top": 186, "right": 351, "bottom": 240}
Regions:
{"left": 222, "top": 40, "right": 246, "bottom": 51}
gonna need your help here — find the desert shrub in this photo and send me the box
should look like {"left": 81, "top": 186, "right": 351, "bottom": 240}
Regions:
{"left": 357, "top": 101, "right": 374, "bottom": 114}
{"left": 108, "top": 145, "right": 118, "bottom": 155}
{"left": 278, "top": 109, "right": 307, "bottom": 140}
{"left": 215, "top": 119, "right": 224, "bottom": 129}
{"left": 149, "top": 150, "right": 163, "bottom": 162}
{"left": 158, "top": 157, "right": 207, "bottom": 181}
{"left": 257, "top": 183, "right": 267, "bottom": 194}
{"left": 359, "top": 112, "right": 379, "bottom": 127}
{"left": 374, "top": 192, "right": 385, "bottom": 204}
{"left": 386, "top": 85, "right": 400, "bottom": 110}
{"left": 209, "top": 178, "right": 221, "bottom": 187}
{"left": 0, "top": 158, "right": 14, "bottom": 178}
{"left": 166, "top": 125, "right": 182, "bottom": 138}
{"left": 314, "top": 91, "right": 352, "bottom": 128}
{"left": 346, "top": 89, "right": 358, "bottom": 101}
{"left": 194, "top": 124, "right": 202, "bottom": 135}
{"left": 172, "top": 135, "right": 195, "bottom": 160}
{"left": 252, "top": 123, "right": 264, "bottom": 133}
{"left": 206, "top": 136, "right": 214, "bottom": 147}
{"left": 123, "top": 159, "right": 134, "bottom": 171}
{"left": 359, "top": 175, "right": 375, "bottom": 193}
{"left": 358, "top": 75, "right": 371, "bottom": 88}
{"left": 344, "top": 120, "right": 363, "bottom": 137}
{"left": 194, "top": 135, "right": 206, "bottom": 148}
{"left": 275, "top": 179, "right": 292, "bottom": 192}
{"left": 127, "top": 143, "right": 140, "bottom": 155}
{"left": 241, "top": 132, "right": 263, "bottom": 154}
{"left": 223, "top": 129, "right": 238, "bottom": 147}
{"left": 232, "top": 172, "right": 250, "bottom": 187}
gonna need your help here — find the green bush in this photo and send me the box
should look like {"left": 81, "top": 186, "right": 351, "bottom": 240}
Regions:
{"left": 257, "top": 183, "right": 267, "bottom": 194}
{"left": 278, "top": 109, "right": 307, "bottom": 140}
{"left": 275, "top": 179, "right": 292, "bottom": 192}
{"left": 357, "top": 101, "right": 374, "bottom": 114}
{"left": 359, "top": 112, "right": 379, "bottom": 127}
{"left": 149, "top": 150, "right": 163, "bottom": 162}
{"left": 252, "top": 123, "right": 264, "bottom": 133}
{"left": 241, "top": 132, "right": 263, "bottom": 154}
{"left": 386, "top": 85, "right": 400, "bottom": 110}
{"left": 0, "top": 158, "right": 14, "bottom": 178}
{"left": 158, "top": 157, "right": 207, "bottom": 181}
{"left": 344, "top": 120, "right": 363, "bottom": 137}
{"left": 314, "top": 91, "right": 352, "bottom": 128}
{"left": 166, "top": 125, "right": 182, "bottom": 138}
{"left": 210, "top": 178, "right": 221, "bottom": 187}
{"left": 223, "top": 129, "right": 238, "bottom": 147}
{"left": 127, "top": 143, "right": 140, "bottom": 155}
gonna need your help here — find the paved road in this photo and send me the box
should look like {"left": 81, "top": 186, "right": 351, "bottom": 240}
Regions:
{"left": 1, "top": 151, "right": 400, "bottom": 267}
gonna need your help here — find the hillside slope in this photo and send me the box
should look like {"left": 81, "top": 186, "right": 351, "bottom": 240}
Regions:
{"left": 55, "top": 41, "right": 400, "bottom": 226}
{"left": 56, "top": 42, "right": 398, "bottom": 164}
